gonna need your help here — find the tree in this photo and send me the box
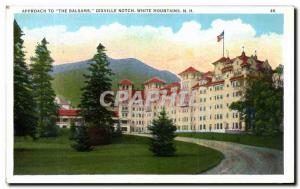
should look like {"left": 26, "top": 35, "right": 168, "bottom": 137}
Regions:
{"left": 230, "top": 73, "right": 283, "bottom": 136}
{"left": 72, "top": 125, "right": 93, "bottom": 152}
{"left": 148, "top": 109, "right": 177, "bottom": 156}
{"left": 79, "top": 43, "right": 114, "bottom": 145}
{"left": 274, "top": 64, "right": 283, "bottom": 75}
{"left": 30, "top": 38, "right": 59, "bottom": 137}
{"left": 69, "top": 119, "right": 77, "bottom": 140}
{"left": 13, "top": 20, "right": 38, "bottom": 138}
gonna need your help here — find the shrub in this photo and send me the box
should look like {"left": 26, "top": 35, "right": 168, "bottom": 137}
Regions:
{"left": 72, "top": 125, "right": 93, "bottom": 152}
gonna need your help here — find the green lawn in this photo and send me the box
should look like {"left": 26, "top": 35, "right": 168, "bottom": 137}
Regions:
{"left": 14, "top": 130, "right": 224, "bottom": 174}
{"left": 177, "top": 132, "right": 283, "bottom": 150}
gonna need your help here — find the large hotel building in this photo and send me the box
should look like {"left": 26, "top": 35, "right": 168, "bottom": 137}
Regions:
{"left": 115, "top": 50, "right": 275, "bottom": 133}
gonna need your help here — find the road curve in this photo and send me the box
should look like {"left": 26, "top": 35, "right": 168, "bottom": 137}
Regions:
{"left": 129, "top": 134, "right": 283, "bottom": 174}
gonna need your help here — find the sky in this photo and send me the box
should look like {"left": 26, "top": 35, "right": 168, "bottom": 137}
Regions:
{"left": 15, "top": 13, "right": 283, "bottom": 74}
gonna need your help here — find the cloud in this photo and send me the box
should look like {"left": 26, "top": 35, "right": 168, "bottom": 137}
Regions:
{"left": 22, "top": 19, "right": 282, "bottom": 74}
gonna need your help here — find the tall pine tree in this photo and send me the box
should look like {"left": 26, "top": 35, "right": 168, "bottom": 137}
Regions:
{"left": 14, "top": 20, "right": 37, "bottom": 138}
{"left": 80, "top": 43, "right": 114, "bottom": 145}
{"left": 30, "top": 38, "right": 59, "bottom": 137}
{"left": 148, "top": 109, "right": 177, "bottom": 156}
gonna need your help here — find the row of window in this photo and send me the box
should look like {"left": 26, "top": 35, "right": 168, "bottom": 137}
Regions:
{"left": 214, "top": 85, "right": 224, "bottom": 91}
{"left": 214, "top": 114, "right": 223, "bottom": 120}
{"left": 172, "top": 122, "right": 243, "bottom": 131}
{"left": 132, "top": 107, "right": 144, "bottom": 111}
{"left": 214, "top": 104, "right": 223, "bottom": 110}
{"left": 231, "top": 80, "right": 241, "bottom": 88}
{"left": 199, "top": 89, "right": 207, "bottom": 94}
{"left": 123, "top": 110, "right": 239, "bottom": 121}
{"left": 131, "top": 120, "right": 144, "bottom": 125}
{"left": 214, "top": 95, "right": 223, "bottom": 100}
{"left": 214, "top": 123, "right": 223, "bottom": 130}
{"left": 129, "top": 121, "right": 242, "bottom": 131}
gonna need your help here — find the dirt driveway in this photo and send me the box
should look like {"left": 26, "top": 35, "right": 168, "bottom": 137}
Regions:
{"left": 131, "top": 134, "right": 283, "bottom": 174}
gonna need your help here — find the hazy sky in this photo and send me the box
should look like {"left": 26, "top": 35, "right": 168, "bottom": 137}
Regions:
{"left": 15, "top": 13, "right": 283, "bottom": 74}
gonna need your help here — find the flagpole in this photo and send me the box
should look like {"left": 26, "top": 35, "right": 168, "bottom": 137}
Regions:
{"left": 223, "top": 31, "right": 224, "bottom": 57}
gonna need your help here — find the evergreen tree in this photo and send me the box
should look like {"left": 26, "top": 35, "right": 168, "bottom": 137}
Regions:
{"left": 30, "top": 38, "right": 59, "bottom": 137}
{"left": 230, "top": 73, "right": 283, "bottom": 135}
{"left": 148, "top": 109, "right": 177, "bottom": 156}
{"left": 79, "top": 43, "right": 114, "bottom": 145}
{"left": 69, "top": 119, "right": 77, "bottom": 140}
{"left": 72, "top": 125, "right": 93, "bottom": 152}
{"left": 13, "top": 20, "right": 37, "bottom": 138}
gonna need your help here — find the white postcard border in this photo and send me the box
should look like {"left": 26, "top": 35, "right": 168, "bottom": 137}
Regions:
{"left": 5, "top": 5, "right": 295, "bottom": 184}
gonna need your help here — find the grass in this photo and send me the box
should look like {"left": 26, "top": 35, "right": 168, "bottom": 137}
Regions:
{"left": 14, "top": 129, "right": 224, "bottom": 175}
{"left": 177, "top": 132, "right": 283, "bottom": 150}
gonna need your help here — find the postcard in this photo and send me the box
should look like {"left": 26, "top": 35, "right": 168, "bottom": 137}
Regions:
{"left": 6, "top": 5, "right": 295, "bottom": 184}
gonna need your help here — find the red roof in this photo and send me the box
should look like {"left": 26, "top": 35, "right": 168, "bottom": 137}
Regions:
{"left": 200, "top": 80, "right": 225, "bottom": 87}
{"left": 203, "top": 71, "right": 213, "bottom": 76}
{"left": 161, "top": 82, "right": 180, "bottom": 90}
{"left": 208, "top": 80, "right": 225, "bottom": 86}
{"left": 200, "top": 76, "right": 213, "bottom": 83}
{"left": 160, "top": 82, "right": 181, "bottom": 96}
{"left": 200, "top": 72, "right": 213, "bottom": 82}
{"left": 144, "top": 77, "right": 166, "bottom": 85}
{"left": 179, "top": 66, "right": 200, "bottom": 75}
{"left": 213, "top": 57, "right": 232, "bottom": 64}
{"left": 119, "top": 79, "right": 133, "bottom": 85}
{"left": 192, "top": 83, "right": 200, "bottom": 89}
{"left": 238, "top": 52, "right": 249, "bottom": 65}
{"left": 58, "top": 109, "right": 80, "bottom": 116}
{"left": 230, "top": 75, "right": 244, "bottom": 81}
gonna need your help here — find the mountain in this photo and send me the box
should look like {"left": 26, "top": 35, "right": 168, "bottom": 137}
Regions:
{"left": 51, "top": 57, "right": 180, "bottom": 106}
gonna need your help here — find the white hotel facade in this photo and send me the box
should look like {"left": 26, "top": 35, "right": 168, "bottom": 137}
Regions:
{"left": 115, "top": 51, "right": 274, "bottom": 133}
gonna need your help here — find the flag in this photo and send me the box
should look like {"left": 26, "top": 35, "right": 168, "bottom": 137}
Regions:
{"left": 217, "top": 31, "right": 224, "bottom": 42}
